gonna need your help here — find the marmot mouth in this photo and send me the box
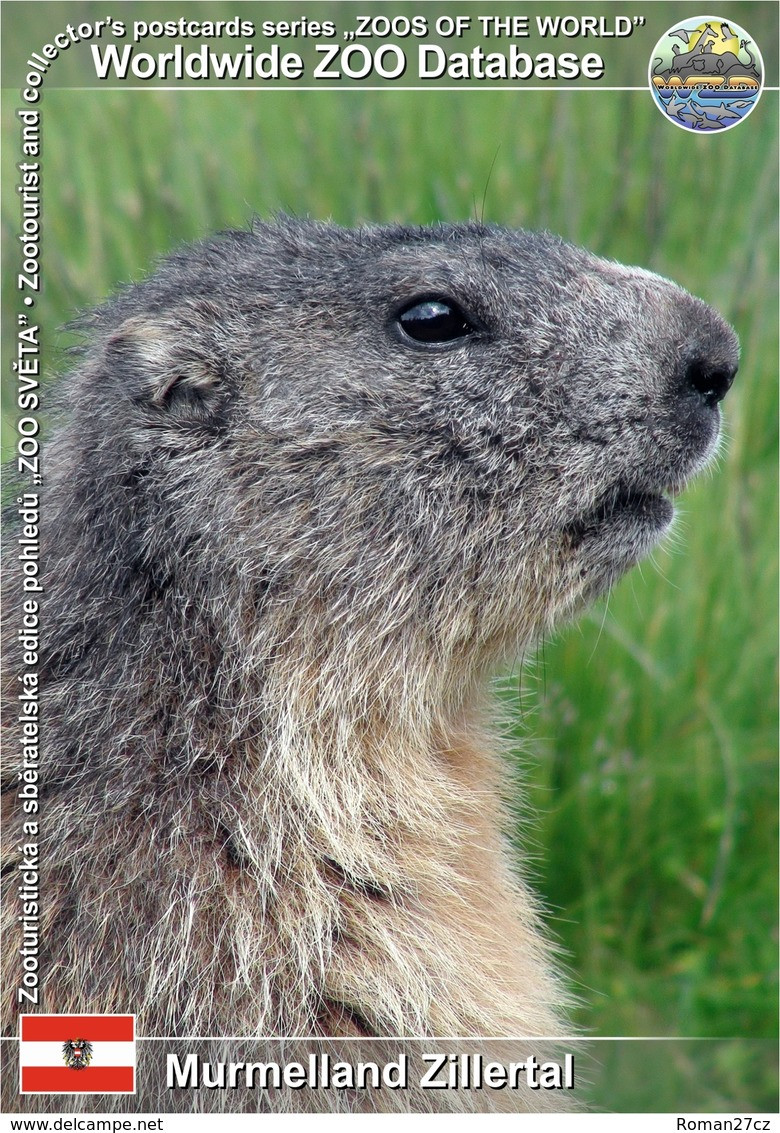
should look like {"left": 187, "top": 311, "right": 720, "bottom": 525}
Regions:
{"left": 566, "top": 485, "right": 674, "bottom": 548}
{"left": 592, "top": 486, "right": 674, "bottom": 528}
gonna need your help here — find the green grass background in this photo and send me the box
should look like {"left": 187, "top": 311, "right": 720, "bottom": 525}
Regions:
{"left": 2, "top": 0, "right": 777, "bottom": 1112}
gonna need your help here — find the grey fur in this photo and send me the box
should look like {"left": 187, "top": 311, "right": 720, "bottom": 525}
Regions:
{"left": 1, "top": 217, "right": 737, "bottom": 1111}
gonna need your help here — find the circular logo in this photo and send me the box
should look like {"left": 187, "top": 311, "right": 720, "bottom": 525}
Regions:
{"left": 649, "top": 16, "right": 763, "bottom": 132}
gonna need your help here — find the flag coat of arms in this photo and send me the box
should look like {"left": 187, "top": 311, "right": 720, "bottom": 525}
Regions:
{"left": 19, "top": 1015, "right": 135, "bottom": 1094}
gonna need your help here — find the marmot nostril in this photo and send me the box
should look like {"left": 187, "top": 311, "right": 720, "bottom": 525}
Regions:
{"left": 686, "top": 357, "right": 738, "bottom": 405}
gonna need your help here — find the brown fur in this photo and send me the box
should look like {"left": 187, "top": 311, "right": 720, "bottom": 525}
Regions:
{"left": 1, "top": 218, "right": 737, "bottom": 1111}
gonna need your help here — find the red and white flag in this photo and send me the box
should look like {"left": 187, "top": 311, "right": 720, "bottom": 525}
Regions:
{"left": 19, "top": 1014, "right": 136, "bottom": 1094}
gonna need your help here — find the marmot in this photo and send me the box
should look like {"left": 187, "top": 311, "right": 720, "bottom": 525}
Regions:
{"left": 1, "top": 218, "right": 737, "bottom": 1111}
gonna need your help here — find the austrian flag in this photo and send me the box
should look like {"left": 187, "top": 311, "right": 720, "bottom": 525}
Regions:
{"left": 20, "top": 1015, "right": 135, "bottom": 1094}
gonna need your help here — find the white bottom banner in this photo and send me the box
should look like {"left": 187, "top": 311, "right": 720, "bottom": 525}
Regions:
{"left": 0, "top": 1113, "right": 778, "bottom": 1132}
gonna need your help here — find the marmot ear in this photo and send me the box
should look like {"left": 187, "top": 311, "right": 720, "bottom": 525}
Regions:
{"left": 104, "top": 314, "right": 231, "bottom": 423}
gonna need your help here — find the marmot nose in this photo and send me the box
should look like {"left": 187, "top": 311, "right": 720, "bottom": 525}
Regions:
{"left": 673, "top": 296, "right": 739, "bottom": 408}
{"left": 685, "top": 356, "right": 738, "bottom": 406}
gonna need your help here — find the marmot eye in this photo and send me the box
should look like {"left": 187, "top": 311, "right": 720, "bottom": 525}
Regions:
{"left": 397, "top": 298, "right": 475, "bottom": 344}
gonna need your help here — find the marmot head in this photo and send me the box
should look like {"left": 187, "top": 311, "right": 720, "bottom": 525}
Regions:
{"left": 55, "top": 217, "right": 738, "bottom": 689}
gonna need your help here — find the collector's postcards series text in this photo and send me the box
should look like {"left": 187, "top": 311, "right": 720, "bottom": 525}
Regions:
{"left": 19, "top": 11, "right": 647, "bottom": 95}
